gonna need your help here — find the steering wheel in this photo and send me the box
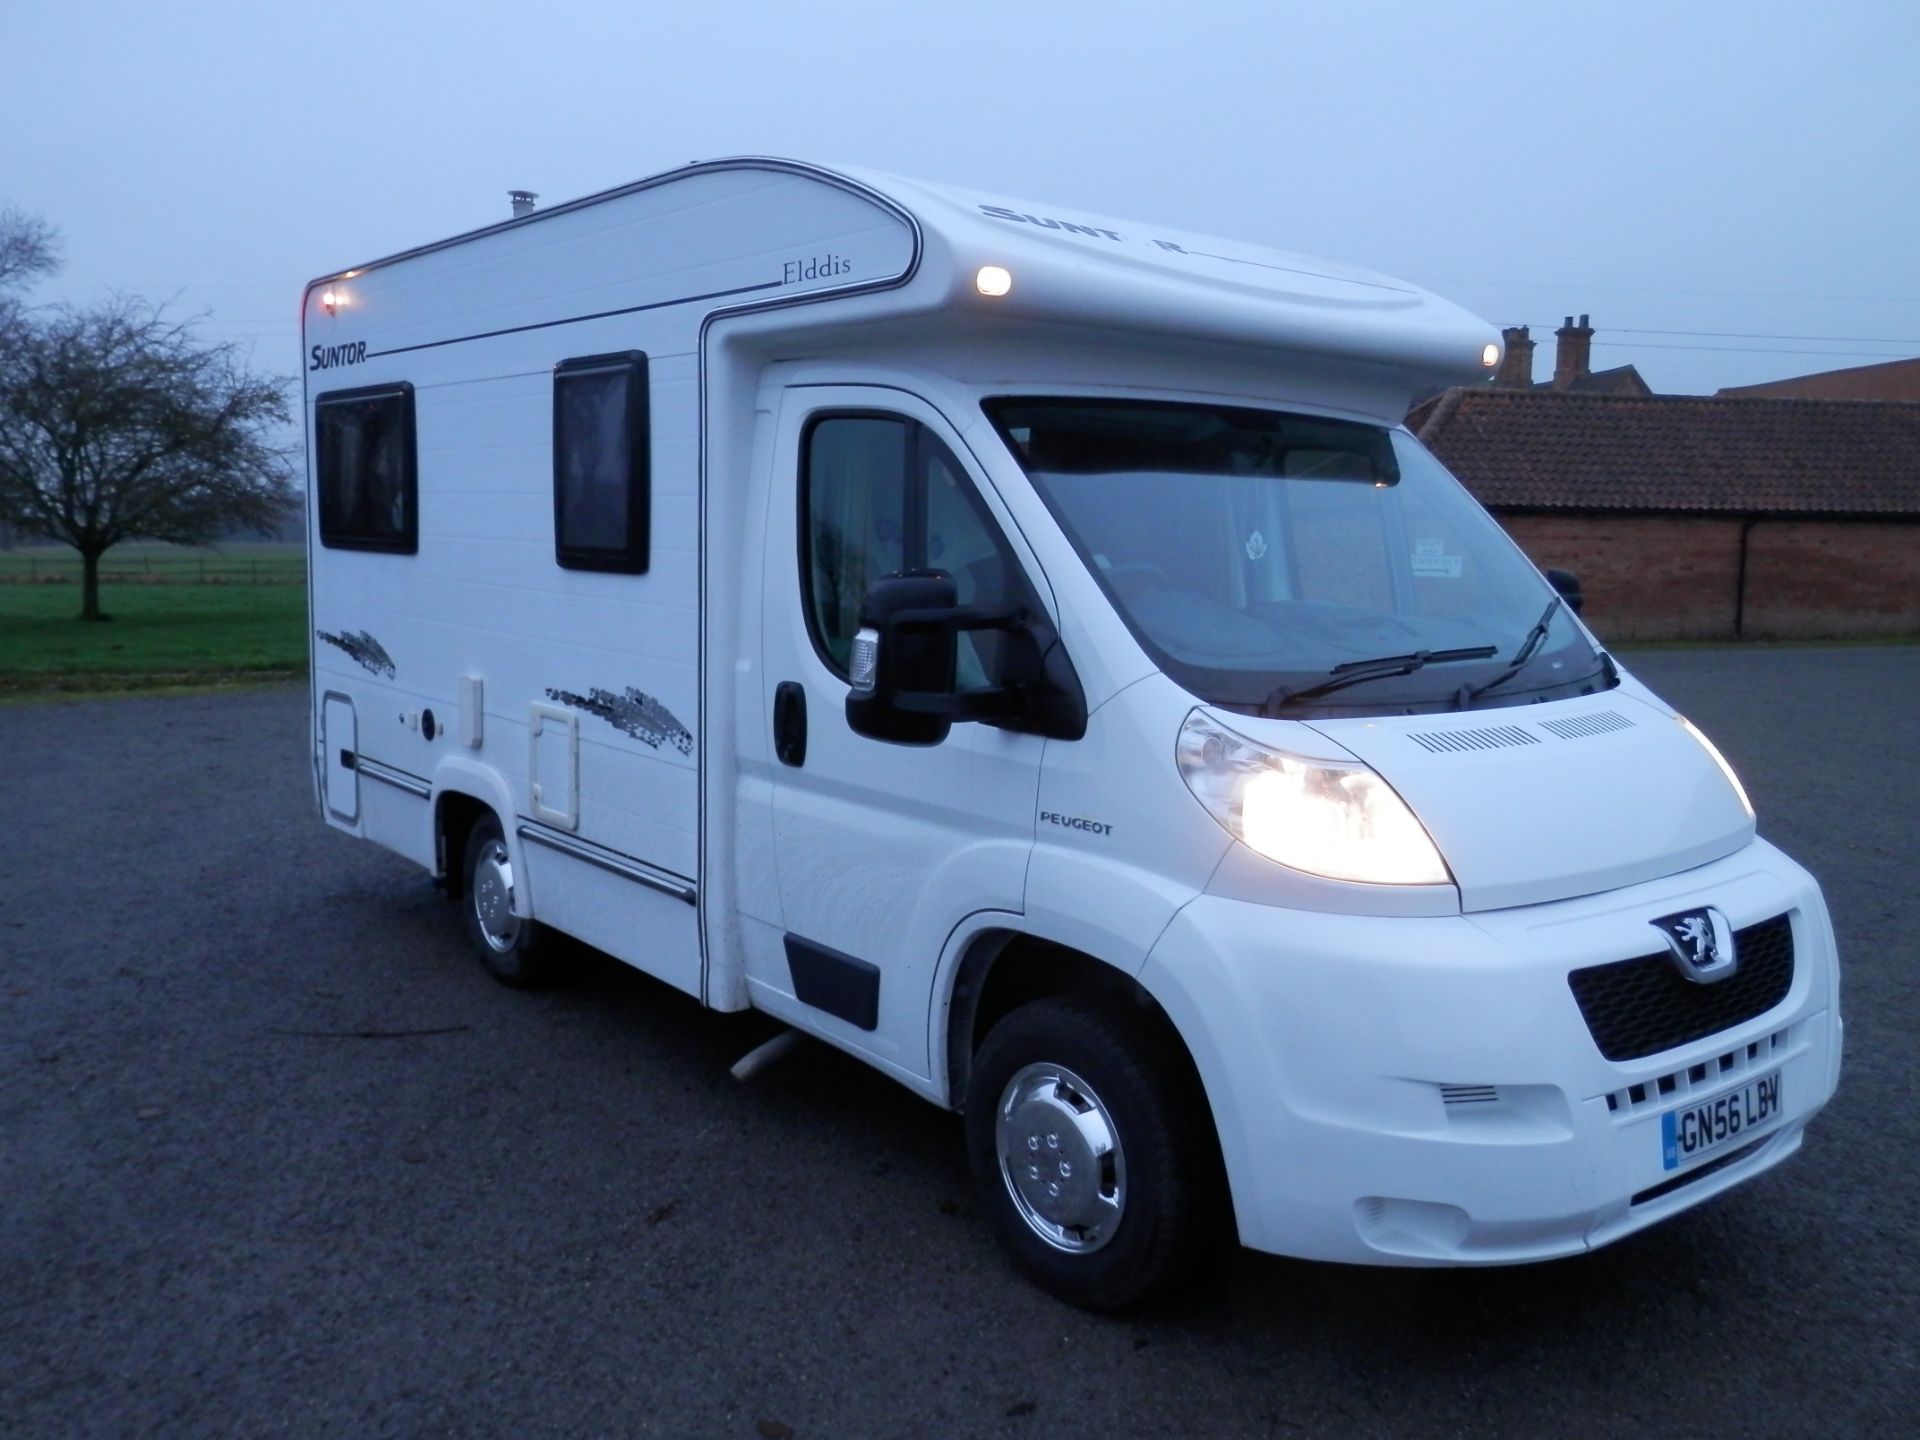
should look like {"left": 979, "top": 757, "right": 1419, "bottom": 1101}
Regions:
{"left": 1105, "top": 562, "right": 1171, "bottom": 597}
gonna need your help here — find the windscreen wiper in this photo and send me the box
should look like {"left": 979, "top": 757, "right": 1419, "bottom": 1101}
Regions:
{"left": 1456, "top": 596, "right": 1562, "bottom": 707}
{"left": 1262, "top": 645, "right": 1498, "bottom": 714}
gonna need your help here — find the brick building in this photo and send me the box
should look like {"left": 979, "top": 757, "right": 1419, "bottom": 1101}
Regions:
{"left": 1494, "top": 314, "right": 1652, "bottom": 397}
{"left": 1407, "top": 387, "right": 1920, "bottom": 642}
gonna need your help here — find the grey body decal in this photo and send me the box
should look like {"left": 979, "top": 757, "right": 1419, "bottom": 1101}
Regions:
{"left": 317, "top": 629, "right": 396, "bottom": 678}
{"left": 546, "top": 686, "right": 693, "bottom": 755}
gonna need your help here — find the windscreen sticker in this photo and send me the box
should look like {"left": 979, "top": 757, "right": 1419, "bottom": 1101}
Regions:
{"left": 546, "top": 685, "right": 693, "bottom": 756}
{"left": 1411, "top": 538, "right": 1463, "bottom": 579}
{"left": 316, "top": 628, "right": 396, "bottom": 678}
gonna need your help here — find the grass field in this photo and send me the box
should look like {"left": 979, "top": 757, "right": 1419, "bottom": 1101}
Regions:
{"left": 0, "top": 543, "right": 307, "bottom": 697}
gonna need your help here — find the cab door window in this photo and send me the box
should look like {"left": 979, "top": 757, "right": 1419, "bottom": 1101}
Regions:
{"left": 801, "top": 414, "right": 1027, "bottom": 685}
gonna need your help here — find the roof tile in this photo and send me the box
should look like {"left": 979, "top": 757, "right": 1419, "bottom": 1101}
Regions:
{"left": 1718, "top": 355, "right": 1920, "bottom": 402}
{"left": 1409, "top": 389, "right": 1920, "bottom": 516}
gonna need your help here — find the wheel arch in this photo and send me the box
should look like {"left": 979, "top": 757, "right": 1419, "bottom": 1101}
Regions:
{"left": 942, "top": 931, "right": 1228, "bottom": 1217}
{"left": 430, "top": 760, "right": 525, "bottom": 912}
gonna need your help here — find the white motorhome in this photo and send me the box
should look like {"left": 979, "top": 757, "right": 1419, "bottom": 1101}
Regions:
{"left": 303, "top": 158, "right": 1841, "bottom": 1307}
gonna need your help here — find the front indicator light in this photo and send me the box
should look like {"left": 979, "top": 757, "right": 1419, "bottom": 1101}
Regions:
{"left": 848, "top": 627, "right": 879, "bottom": 692}
{"left": 1177, "top": 710, "right": 1450, "bottom": 885}
{"left": 1677, "top": 715, "right": 1755, "bottom": 819}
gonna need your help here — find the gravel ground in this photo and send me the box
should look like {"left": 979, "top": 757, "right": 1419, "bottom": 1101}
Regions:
{"left": 4, "top": 646, "right": 1915, "bottom": 1438}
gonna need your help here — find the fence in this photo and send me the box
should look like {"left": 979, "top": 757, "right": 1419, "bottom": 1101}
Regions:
{"left": 0, "top": 547, "right": 306, "bottom": 587}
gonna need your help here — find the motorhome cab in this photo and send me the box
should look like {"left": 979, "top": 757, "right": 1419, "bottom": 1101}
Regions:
{"left": 304, "top": 159, "right": 1841, "bottom": 1307}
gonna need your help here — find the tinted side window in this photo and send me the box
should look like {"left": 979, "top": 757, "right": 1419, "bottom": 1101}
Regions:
{"left": 554, "top": 352, "right": 649, "bottom": 572}
{"left": 801, "top": 414, "right": 1028, "bottom": 682}
{"left": 803, "top": 416, "right": 910, "bottom": 671}
{"left": 316, "top": 383, "right": 416, "bottom": 553}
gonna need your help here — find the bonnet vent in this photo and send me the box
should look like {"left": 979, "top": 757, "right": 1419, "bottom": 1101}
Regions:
{"left": 1407, "top": 724, "right": 1541, "bottom": 755}
{"left": 1539, "top": 711, "right": 1635, "bottom": 740}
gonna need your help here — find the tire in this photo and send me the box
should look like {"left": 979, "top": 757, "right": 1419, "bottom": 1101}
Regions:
{"left": 459, "top": 815, "right": 559, "bottom": 987}
{"left": 964, "top": 995, "right": 1209, "bottom": 1310}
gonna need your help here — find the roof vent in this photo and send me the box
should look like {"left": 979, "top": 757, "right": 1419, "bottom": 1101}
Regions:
{"left": 509, "top": 190, "right": 539, "bottom": 219}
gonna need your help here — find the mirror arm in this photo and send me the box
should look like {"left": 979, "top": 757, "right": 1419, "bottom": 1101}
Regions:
{"left": 884, "top": 602, "right": 1027, "bottom": 634}
{"left": 893, "top": 684, "right": 1023, "bottom": 719}
{"left": 879, "top": 604, "right": 1034, "bottom": 721}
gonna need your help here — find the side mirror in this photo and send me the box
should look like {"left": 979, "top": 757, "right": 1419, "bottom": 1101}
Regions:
{"left": 844, "top": 571, "right": 1087, "bottom": 746}
{"left": 1545, "top": 567, "right": 1585, "bottom": 615}
{"left": 845, "top": 572, "right": 963, "bottom": 746}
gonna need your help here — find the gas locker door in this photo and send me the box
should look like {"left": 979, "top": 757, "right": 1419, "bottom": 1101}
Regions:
{"left": 757, "top": 385, "right": 1046, "bottom": 1078}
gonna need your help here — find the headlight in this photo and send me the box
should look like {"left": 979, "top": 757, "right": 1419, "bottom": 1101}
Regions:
{"left": 1176, "top": 710, "right": 1450, "bottom": 886}
{"left": 1677, "top": 715, "right": 1755, "bottom": 819}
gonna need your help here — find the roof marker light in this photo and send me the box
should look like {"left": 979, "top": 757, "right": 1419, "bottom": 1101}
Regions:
{"left": 975, "top": 265, "right": 1013, "bottom": 298}
{"left": 1482, "top": 342, "right": 1500, "bottom": 367}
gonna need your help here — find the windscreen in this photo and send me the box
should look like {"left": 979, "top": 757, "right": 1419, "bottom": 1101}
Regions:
{"left": 985, "top": 398, "right": 1609, "bottom": 715}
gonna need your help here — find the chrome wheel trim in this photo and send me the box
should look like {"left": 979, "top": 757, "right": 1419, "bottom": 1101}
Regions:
{"left": 995, "top": 1061, "right": 1126, "bottom": 1254}
{"left": 471, "top": 839, "right": 520, "bottom": 953}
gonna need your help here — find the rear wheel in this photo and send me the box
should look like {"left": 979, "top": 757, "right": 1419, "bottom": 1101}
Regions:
{"left": 965, "top": 995, "right": 1209, "bottom": 1310}
{"left": 460, "top": 815, "right": 559, "bottom": 987}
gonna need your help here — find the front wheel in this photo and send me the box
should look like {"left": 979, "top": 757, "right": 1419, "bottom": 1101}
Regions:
{"left": 964, "top": 995, "right": 1211, "bottom": 1309}
{"left": 459, "top": 815, "right": 560, "bottom": 987}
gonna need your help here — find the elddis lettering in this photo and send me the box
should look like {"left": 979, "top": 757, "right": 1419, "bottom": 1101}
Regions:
{"left": 309, "top": 341, "right": 367, "bottom": 371}
{"left": 1041, "top": 810, "right": 1113, "bottom": 837}
{"left": 783, "top": 253, "right": 852, "bottom": 284}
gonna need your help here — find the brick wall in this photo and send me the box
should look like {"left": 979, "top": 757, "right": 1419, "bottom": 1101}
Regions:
{"left": 1745, "top": 521, "right": 1920, "bottom": 638}
{"left": 1497, "top": 513, "right": 1920, "bottom": 642}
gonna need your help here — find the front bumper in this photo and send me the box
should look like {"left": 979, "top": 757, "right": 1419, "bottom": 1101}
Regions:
{"left": 1139, "top": 838, "right": 1842, "bottom": 1265}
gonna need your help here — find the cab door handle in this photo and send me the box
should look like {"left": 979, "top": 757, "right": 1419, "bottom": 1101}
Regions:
{"left": 774, "top": 681, "right": 807, "bottom": 767}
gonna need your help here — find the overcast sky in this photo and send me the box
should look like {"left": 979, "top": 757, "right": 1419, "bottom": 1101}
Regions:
{"left": 6, "top": 0, "right": 1916, "bottom": 397}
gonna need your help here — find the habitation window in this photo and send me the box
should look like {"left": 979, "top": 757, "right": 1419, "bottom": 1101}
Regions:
{"left": 801, "top": 414, "right": 1027, "bottom": 685}
{"left": 554, "top": 352, "right": 649, "bottom": 572}
{"left": 315, "top": 383, "right": 417, "bottom": 553}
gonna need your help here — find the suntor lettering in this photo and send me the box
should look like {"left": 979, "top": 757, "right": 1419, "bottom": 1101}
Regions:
{"left": 978, "top": 205, "right": 1122, "bottom": 243}
{"left": 309, "top": 341, "right": 367, "bottom": 371}
{"left": 1041, "top": 810, "right": 1113, "bottom": 837}
{"left": 783, "top": 253, "right": 852, "bottom": 284}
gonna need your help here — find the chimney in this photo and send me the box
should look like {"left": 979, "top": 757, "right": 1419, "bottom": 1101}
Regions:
{"left": 509, "top": 190, "right": 539, "bottom": 219}
{"left": 1552, "top": 313, "right": 1594, "bottom": 389}
{"left": 1495, "top": 325, "right": 1535, "bottom": 388}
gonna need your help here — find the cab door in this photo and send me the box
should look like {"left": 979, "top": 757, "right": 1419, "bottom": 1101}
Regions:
{"left": 756, "top": 385, "right": 1048, "bottom": 1078}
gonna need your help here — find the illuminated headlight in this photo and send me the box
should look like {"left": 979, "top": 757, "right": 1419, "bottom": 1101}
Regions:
{"left": 1677, "top": 715, "right": 1755, "bottom": 819}
{"left": 1176, "top": 710, "right": 1450, "bottom": 885}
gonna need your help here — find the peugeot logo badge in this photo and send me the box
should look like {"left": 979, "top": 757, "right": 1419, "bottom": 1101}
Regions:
{"left": 1650, "top": 907, "right": 1738, "bottom": 984}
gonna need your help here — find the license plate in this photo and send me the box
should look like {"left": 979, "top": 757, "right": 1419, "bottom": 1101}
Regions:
{"left": 1660, "top": 1068, "right": 1783, "bottom": 1171}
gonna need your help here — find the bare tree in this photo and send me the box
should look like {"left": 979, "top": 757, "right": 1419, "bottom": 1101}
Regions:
{"left": 0, "top": 296, "right": 296, "bottom": 619}
{"left": 0, "top": 210, "right": 63, "bottom": 548}
{"left": 0, "top": 206, "right": 60, "bottom": 293}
